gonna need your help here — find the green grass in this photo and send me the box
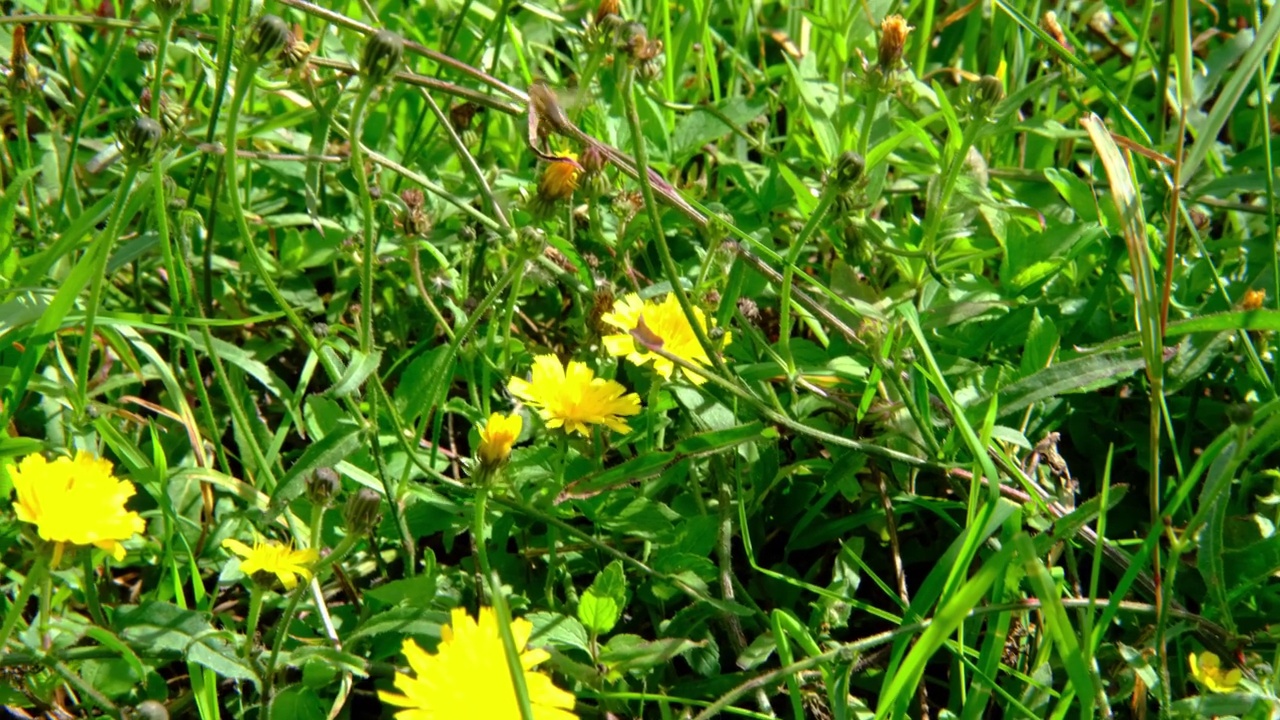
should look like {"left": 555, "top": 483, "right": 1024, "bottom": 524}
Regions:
{"left": 2, "top": 0, "right": 1280, "bottom": 717}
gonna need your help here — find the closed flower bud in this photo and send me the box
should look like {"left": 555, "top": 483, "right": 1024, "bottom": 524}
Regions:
{"left": 594, "top": 0, "right": 621, "bottom": 26}
{"left": 361, "top": 29, "right": 403, "bottom": 86}
{"left": 306, "top": 467, "right": 341, "bottom": 506}
{"left": 280, "top": 24, "right": 313, "bottom": 70}
{"left": 343, "top": 487, "right": 383, "bottom": 534}
{"left": 136, "top": 39, "right": 158, "bottom": 61}
{"left": 117, "top": 115, "right": 165, "bottom": 165}
{"left": 131, "top": 700, "right": 170, "bottom": 720}
{"left": 153, "top": 0, "right": 188, "bottom": 18}
{"left": 834, "top": 150, "right": 865, "bottom": 189}
{"left": 1226, "top": 403, "right": 1254, "bottom": 427}
{"left": 877, "top": 15, "right": 912, "bottom": 72}
{"left": 475, "top": 413, "right": 522, "bottom": 474}
{"left": 8, "top": 26, "right": 41, "bottom": 97}
{"left": 975, "top": 75, "right": 1005, "bottom": 107}
{"left": 247, "top": 14, "right": 291, "bottom": 63}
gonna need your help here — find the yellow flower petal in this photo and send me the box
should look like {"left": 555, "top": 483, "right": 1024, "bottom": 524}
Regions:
{"left": 381, "top": 607, "right": 577, "bottom": 720}
{"left": 508, "top": 355, "right": 641, "bottom": 437}
{"left": 477, "top": 412, "right": 523, "bottom": 468}
{"left": 222, "top": 536, "right": 318, "bottom": 590}
{"left": 9, "top": 450, "right": 145, "bottom": 561}
{"left": 600, "top": 292, "right": 727, "bottom": 385}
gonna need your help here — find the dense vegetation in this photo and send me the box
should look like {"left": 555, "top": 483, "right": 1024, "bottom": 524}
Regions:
{"left": 2, "top": 0, "right": 1280, "bottom": 717}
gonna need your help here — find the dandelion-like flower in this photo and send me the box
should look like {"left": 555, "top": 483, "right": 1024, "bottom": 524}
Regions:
{"left": 379, "top": 606, "right": 578, "bottom": 720}
{"left": 221, "top": 537, "right": 319, "bottom": 590}
{"left": 9, "top": 450, "right": 146, "bottom": 562}
{"left": 601, "top": 293, "right": 729, "bottom": 385}
{"left": 1189, "top": 652, "right": 1242, "bottom": 693}
{"left": 536, "top": 153, "right": 582, "bottom": 206}
{"left": 477, "top": 412, "right": 523, "bottom": 469}
{"left": 508, "top": 355, "right": 641, "bottom": 436}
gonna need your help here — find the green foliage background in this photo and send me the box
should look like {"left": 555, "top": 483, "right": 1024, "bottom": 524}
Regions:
{"left": 2, "top": 0, "right": 1280, "bottom": 716}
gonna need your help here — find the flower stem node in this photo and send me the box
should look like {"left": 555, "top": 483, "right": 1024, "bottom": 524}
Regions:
{"left": 247, "top": 14, "right": 291, "bottom": 63}
{"left": 361, "top": 30, "right": 404, "bottom": 86}
{"left": 344, "top": 487, "right": 383, "bottom": 534}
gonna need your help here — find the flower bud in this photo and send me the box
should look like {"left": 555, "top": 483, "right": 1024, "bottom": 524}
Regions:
{"left": 361, "top": 29, "right": 404, "bottom": 86}
{"left": 535, "top": 153, "right": 582, "bottom": 206}
{"left": 343, "top": 487, "right": 383, "bottom": 534}
{"left": 116, "top": 115, "right": 165, "bottom": 165}
{"left": 247, "top": 14, "right": 291, "bottom": 63}
{"left": 594, "top": 0, "right": 621, "bottom": 27}
{"left": 1226, "top": 403, "right": 1254, "bottom": 427}
{"left": 306, "top": 467, "right": 341, "bottom": 507}
{"left": 1241, "top": 289, "right": 1266, "bottom": 311}
{"left": 8, "top": 26, "right": 41, "bottom": 97}
{"left": 136, "top": 39, "right": 158, "bottom": 61}
{"left": 475, "top": 413, "right": 522, "bottom": 474}
{"left": 153, "top": 0, "right": 189, "bottom": 18}
{"left": 974, "top": 75, "right": 1005, "bottom": 107}
{"left": 834, "top": 150, "right": 865, "bottom": 189}
{"left": 280, "top": 24, "right": 313, "bottom": 70}
{"left": 876, "top": 15, "right": 912, "bottom": 72}
{"left": 131, "top": 700, "right": 170, "bottom": 720}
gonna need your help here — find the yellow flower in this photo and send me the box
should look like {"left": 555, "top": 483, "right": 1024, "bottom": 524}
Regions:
{"left": 477, "top": 412, "right": 523, "bottom": 468}
{"left": 9, "top": 450, "right": 145, "bottom": 562}
{"left": 601, "top": 293, "right": 729, "bottom": 385}
{"left": 536, "top": 153, "right": 581, "bottom": 205}
{"left": 379, "top": 606, "right": 577, "bottom": 720}
{"left": 1189, "top": 651, "right": 1242, "bottom": 693}
{"left": 508, "top": 354, "right": 641, "bottom": 436}
{"left": 221, "top": 537, "right": 319, "bottom": 590}
{"left": 1241, "top": 288, "right": 1266, "bottom": 311}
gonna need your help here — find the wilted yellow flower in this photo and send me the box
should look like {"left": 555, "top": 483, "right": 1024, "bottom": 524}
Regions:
{"left": 877, "top": 15, "right": 912, "bottom": 72}
{"left": 9, "top": 450, "right": 145, "bottom": 562}
{"left": 379, "top": 606, "right": 578, "bottom": 720}
{"left": 536, "top": 153, "right": 582, "bottom": 205}
{"left": 1189, "top": 651, "right": 1242, "bottom": 693}
{"left": 221, "top": 537, "right": 319, "bottom": 590}
{"left": 477, "top": 412, "right": 523, "bottom": 468}
{"left": 601, "top": 293, "right": 729, "bottom": 385}
{"left": 508, "top": 355, "right": 641, "bottom": 436}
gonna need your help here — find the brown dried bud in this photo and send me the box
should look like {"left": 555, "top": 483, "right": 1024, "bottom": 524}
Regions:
{"left": 877, "top": 15, "right": 912, "bottom": 72}
{"left": 8, "top": 26, "right": 41, "bottom": 97}
{"left": 449, "top": 102, "right": 481, "bottom": 132}
{"left": 281, "top": 24, "right": 314, "bottom": 70}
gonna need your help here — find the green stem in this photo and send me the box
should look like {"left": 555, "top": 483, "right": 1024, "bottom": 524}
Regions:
{"left": 75, "top": 163, "right": 142, "bottom": 403}
{"left": 13, "top": 95, "right": 43, "bottom": 242}
{"left": 348, "top": 84, "right": 378, "bottom": 352}
{"left": 149, "top": 13, "right": 176, "bottom": 123}
{"left": 619, "top": 68, "right": 726, "bottom": 379}
{"left": 777, "top": 184, "right": 840, "bottom": 374}
{"left": 0, "top": 549, "right": 51, "bottom": 652}
{"left": 920, "top": 119, "right": 985, "bottom": 279}
{"left": 55, "top": 14, "right": 128, "bottom": 218}
{"left": 472, "top": 486, "right": 536, "bottom": 720}
{"left": 243, "top": 585, "right": 265, "bottom": 661}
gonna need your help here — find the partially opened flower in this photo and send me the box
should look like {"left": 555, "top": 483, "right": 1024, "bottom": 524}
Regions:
{"left": 9, "top": 450, "right": 146, "bottom": 563}
{"left": 379, "top": 606, "right": 578, "bottom": 720}
{"left": 536, "top": 152, "right": 581, "bottom": 205}
{"left": 477, "top": 412, "right": 523, "bottom": 469}
{"left": 508, "top": 355, "right": 641, "bottom": 436}
{"left": 221, "top": 537, "right": 318, "bottom": 590}
{"left": 601, "top": 292, "right": 729, "bottom": 385}
{"left": 1189, "top": 651, "right": 1242, "bottom": 693}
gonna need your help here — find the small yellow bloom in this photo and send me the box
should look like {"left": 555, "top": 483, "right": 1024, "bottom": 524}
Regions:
{"left": 221, "top": 537, "right": 319, "bottom": 590}
{"left": 508, "top": 355, "right": 641, "bottom": 436}
{"left": 1189, "top": 651, "right": 1242, "bottom": 693}
{"left": 477, "top": 412, "right": 523, "bottom": 467}
{"left": 601, "top": 293, "right": 729, "bottom": 385}
{"left": 536, "top": 153, "right": 581, "bottom": 205}
{"left": 379, "top": 606, "right": 578, "bottom": 720}
{"left": 1242, "top": 289, "right": 1266, "bottom": 311}
{"left": 9, "top": 450, "right": 145, "bottom": 562}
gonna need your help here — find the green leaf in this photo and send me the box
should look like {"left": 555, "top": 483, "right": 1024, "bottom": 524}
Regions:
{"left": 987, "top": 348, "right": 1148, "bottom": 419}
{"left": 329, "top": 349, "right": 383, "bottom": 398}
{"left": 579, "top": 560, "right": 627, "bottom": 635}
{"left": 115, "top": 602, "right": 257, "bottom": 682}
{"left": 599, "top": 634, "right": 703, "bottom": 675}
{"left": 528, "top": 612, "right": 591, "bottom": 655}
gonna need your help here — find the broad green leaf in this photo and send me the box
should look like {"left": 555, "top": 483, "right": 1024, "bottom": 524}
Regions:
{"left": 579, "top": 560, "right": 628, "bottom": 635}
{"left": 115, "top": 602, "right": 257, "bottom": 683}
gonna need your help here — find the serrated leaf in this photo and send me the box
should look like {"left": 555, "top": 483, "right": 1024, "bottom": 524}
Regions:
{"left": 528, "top": 612, "right": 591, "bottom": 655}
{"left": 578, "top": 592, "right": 621, "bottom": 636}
